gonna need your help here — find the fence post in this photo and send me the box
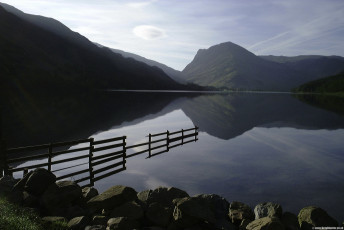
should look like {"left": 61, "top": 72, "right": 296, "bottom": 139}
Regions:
{"left": 89, "top": 138, "right": 94, "bottom": 186}
{"left": 194, "top": 126, "right": 198, "bottom": 142}
{"left": 122, "top": 136, "right": 126, "bottom": 169}
{"left": 166, "top": 130, "right": 169, "bottom": 152}
{"left": 148, "top": 133, "right": 151, "bottom": 158}
{"left": 181, "top": 129, "right": 184, "bottom": 145}
{"left": 48, "top": 143, "right": 52, "bottom": 171}
{"left": 1, "top": 140, "right": 9, "bottom": 176}
{"left": 0, "top": 140, "right": 5, "bottom": 177}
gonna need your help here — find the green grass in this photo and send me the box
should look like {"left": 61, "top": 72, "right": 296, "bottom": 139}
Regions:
{"left": 0, "top": 196, "right": 68, "bottom": 230}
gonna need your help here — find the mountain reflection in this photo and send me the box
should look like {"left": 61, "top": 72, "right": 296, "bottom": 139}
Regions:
{"left": 181, "top": 93, "right": 344, "bottom": 140}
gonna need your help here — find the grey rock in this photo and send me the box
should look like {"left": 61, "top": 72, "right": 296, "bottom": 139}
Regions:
{"left": 194, "top": 194, "right": 229, "bottom": 220}
{"left": 138, "top": 187, "right": 189, "bottom": 207}
{"left": 22, "top": 191, "right": 39, "bottom": 208}
{"left": 146, "top": 202, "right": 173, "bottom": 227}
{"left": 246, "top": 217, "right": 285, "bottom": 230}
{"left": 25, "top": 168, "right": 56, "bottom": 196}
{"left": 82, "top": 187, "right": 99, "bottom": 201}
{"left": 229, "top": 201, "right": 254, "bottom": 225}
{"left": 173, "top": 197, "right": 216, "bottom": 228}
{"left": 92, "top": 215, "right": 109, "bottom": 226}
{"left": 41, "top": 180, "right": 82, "bottom": 215}
{"left": 107, "top": 217, "right": 140, "bottom": 230}
{"left": 254, "top": 202, "right": 283, "bottom": 219}
{"left": 85, "top": 225, "right": 106, "bottom": 230}
{"left": 0, "top": 175, "right": 19, "bottom": 196}
{"left": 68, "top": 216, "right": 90, "bottom": 230}
{"left": 109, "top": 201, "right": 143, "bottom": 220}
{"left": 12, "top": 171, "right": 33, "bottom": 192}
{"left": 87, "top": 185, "right": 137, "bottom": 213}
{"left": 298, "top": 206, "right": 338, "bottom": 229}
{"left": 281, "top": 212, "right": 300, "bottom": 230}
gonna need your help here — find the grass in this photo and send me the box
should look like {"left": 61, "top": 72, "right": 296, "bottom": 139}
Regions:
{"left": 0, "top": 196, "right": 68, "bottom": 230}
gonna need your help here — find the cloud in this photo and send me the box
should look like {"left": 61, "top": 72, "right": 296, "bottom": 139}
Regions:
{"left": 133, "top": 25, "right": 165, "bottom": 40}
{"left": 127, "top": 0, "right": 158, "bottom": 8}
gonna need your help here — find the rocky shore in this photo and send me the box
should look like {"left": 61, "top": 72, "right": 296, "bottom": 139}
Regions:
{"left": 0, "top": 168, "right": 342, "bottom": 230}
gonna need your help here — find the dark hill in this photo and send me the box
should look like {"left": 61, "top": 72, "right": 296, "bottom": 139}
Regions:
{"left": 294, "top": 72, "right": 344, "bottom": 93}
{"left": 182, "top": 42, "right": 344, "bottom": 91}
{"left": 0, "top": 4, "right": 183, "bottom": 95}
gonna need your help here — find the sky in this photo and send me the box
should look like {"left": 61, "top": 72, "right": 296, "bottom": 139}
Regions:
{"left": 2, "top": 0, "right": 344, "bottom": 70}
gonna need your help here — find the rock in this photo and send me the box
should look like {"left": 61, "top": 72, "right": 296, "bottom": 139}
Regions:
{"left": 298, "top": 206, "right": 338, "bottom": 229}
{"left": 85, "top": 225, "right": 106, "bottom": 230}
{"left": 281, "top": 212, "right": 300, "bottom": 230}
{"left": 146, "top": 202, "right": 173, "bottom": 227}
{"left": 138, "top": 187, "right": 189, "bottom": 207}
{"left": 40, "top": 180, "right": 82, "bottom": 215}
{"left": 82, "top": 187, "right": 99, "bottom": 201}
{"left": 246, "top": 217, "right": 285, "bottom": 230}
{"left": 109, "top": 201, "right": 144, "bottom": 220}
{"left": 92, "top": 215, "right": 109, "bottom": 226}
{"left": 87, "top": 185, "right": 137, "bottom": 213}
{"left": 173, "top": 197, "right": 216, "bottom": 228}
{"left": 107, "top": 217, "right": 140, "bottom": 230}
{"left": 254, "top": 202, "right": 283, "bottom": 219}
{"left": 68, "top": 216, "right": 90, "bottom": 230}
{"left": 25, "top": 168, "right": 56, "bottom": 196}
{"left": 194, "top": 194, "right": 229, "bottom": 220}
{"left": 240, "top": 219, "right": 252, "bottom": 230}
{"left": 12, "top": 171, "right": 33, "bottom": 192}
{"left": 22, "top": 191, "right": 39, "bottom": 208}
{"left": 65, "top": 205, "right": 89, "bottom": 219}
{"left": 0, "top": 175, "right": 19, "bottom": 196}
{"left": 229, "top": 201, "right": 254, "bottom": 225}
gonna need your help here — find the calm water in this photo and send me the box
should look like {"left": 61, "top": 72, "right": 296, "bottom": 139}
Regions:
{"left": 11, "top": 92, "right": 344, "bottom": 221}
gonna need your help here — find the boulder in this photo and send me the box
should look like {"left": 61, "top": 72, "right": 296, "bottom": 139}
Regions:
{"left": 298, "top": 206, "right": 338, "bottom": 229}
{"left": 68, "top": 216, "right": 90, "bottom": 230}
{"left": 0, "top": 175, "right": 19, "bottom": 196}
{"left": 82, "top": 187, "right": 99, "bottom": 201}
{"left": 107, "top": 217, "right": 140, "bottom": 230}
{"left": 22, "top": 191, "right": 39, "bottom": 208}
{"left": 109, "top": 201, "right": 144, "bottom": 220}
{"left": 87, "top": 185, "right": 137, "bottom": 213}
{"left": 12, "top": 171, "right": 33, "bottom": 192}
{"left": 138, "top": 187, "right": 189, "bottom": 207}
{"left": 85, "top": 225, "right": 106, "bottom": 230}
{"left": 173, "top": 196, "right": 216, "bottom": 228}
{"left": 25, "top": 168, "right": 56, "bottom": 196}
{"left": 91, "top": 215, "right": 108, "bottom": 226}
{"left": 40, "top": 180, "right": 82, "bottom": 215}
{"left": 146, "top": 202, "right": 173, "bottom": 227}
{"left": 229, "top": 201, "right": 254, "bottom": 225}
{"left": 254, "top": 202, "right": 283, "bottom": 219}
{"left": 246, "top": 217, "right": 285, "bottom": 230}
{"left": 281, "top": 212, "right": 300, "bottom": 230}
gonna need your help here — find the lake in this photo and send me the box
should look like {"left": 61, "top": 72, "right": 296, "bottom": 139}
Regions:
{"left": 5, "top": 91, "right": 344, "bottom": 222}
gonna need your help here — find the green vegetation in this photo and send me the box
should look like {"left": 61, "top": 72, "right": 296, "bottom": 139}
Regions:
{"left": 293, "top": 72, "right": 344, "bottom": 96}
{"left": 0, "top": 196, "right": 68, "bottom": 230}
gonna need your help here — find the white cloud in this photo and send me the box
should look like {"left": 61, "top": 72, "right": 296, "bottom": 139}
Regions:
{"left": 133, "top": 25, "right": 165, "bottom": 40}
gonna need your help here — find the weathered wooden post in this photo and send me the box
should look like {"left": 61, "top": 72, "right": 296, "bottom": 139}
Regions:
{"left": 48, "top": 143, "right": 53, "bottom": 171}
{"left": 122, "top": 136, "right": 126, "bottom": 169}
{"left": 0, "top": 139, "right": 4, "bottom": 177}
{"left": 181, "top": 129, "right": 184, "bottom": 145}
{"left": 89, "top": 138, "right": 94, "bottom": 186}
{"left": 148, "top": 133, "right": 152, "bottom": 158}
{"left": 166, "top": 130, "right": 169, "bottom": 152}
{"left": 194, "top": 126, "right": 199, "bottom": 142}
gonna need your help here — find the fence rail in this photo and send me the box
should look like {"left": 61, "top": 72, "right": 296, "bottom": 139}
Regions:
{"left": 0, "top": 126, "right": 198, "bottom": 187}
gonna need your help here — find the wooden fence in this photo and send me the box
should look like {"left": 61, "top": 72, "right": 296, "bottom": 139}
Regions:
{"left": 0, "top": 126, "right": 198, "bottom": 187}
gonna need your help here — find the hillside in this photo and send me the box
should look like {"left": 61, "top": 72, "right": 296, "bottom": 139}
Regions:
{"left": 182, "top": 42, "right": 344, "bottom": 91}
{"left": 294, "top": 72, "right": 344, "bottom": 94}
{"left": 0, "top": 4, "right": 183, "bottom": 96}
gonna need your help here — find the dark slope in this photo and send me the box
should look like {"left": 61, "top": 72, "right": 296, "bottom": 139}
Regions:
{"left": 0, "top": 5, "right": 182, "bottom": 94}
{"left": 261, "top": 55, "right": 344, "bottom": 79}
{"left": 182, "top": 42, "right": 344, "bottom": 91}
{"left": 109, "top": 47, "right": 187, "bottom": 84}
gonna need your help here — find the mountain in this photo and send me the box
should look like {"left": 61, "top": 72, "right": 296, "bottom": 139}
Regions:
{"left": 108, "top": 47, "right": 187, "bottom": 84}
{"left": 293, "top": 71, "right": 344, "bottom": 94}
{"left": 182, "top": 42, "right": 344, "bottom": 91}
{"left": 0, "top": 4, "right": 184, "bottom": 96}
{"left": 260, "top": 55, "right": 344, "bottom": 80}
